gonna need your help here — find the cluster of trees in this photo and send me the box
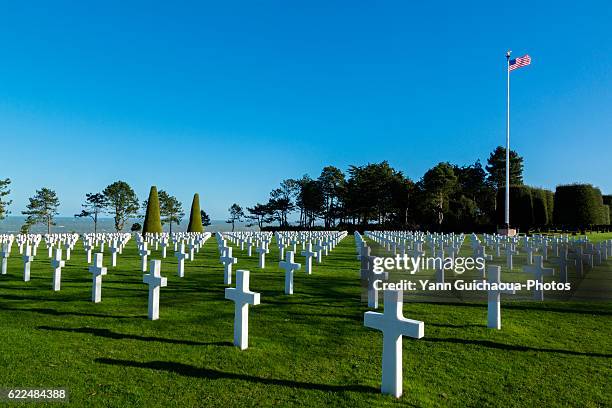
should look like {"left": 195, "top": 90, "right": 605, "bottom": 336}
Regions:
{"left": 0, "top": 179, "right": 212, "bottom": 234}
{"left": 233, "top": 146, "right": 610, "bottom": 232}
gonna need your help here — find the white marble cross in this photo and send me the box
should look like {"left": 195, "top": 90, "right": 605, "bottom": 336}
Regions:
{"left": 277, "top": 238, "right": 285, "bottom": 261}
{"left": 63, "top": 241, "right": 72, "bottom": 261}
{"left": 109, "top": 240, "right": 119, "bottom": 267}
{"left": 220, "top": 246, "right": 237, "bottom": 285}
{"left": 22, "top": 245, "right": 34, "bottom": 282}
{"left": 160, "top": 239, "right": 168, "bottom": 258}
{"left": 51, "top": 248, "right": 65, "bottom": 291}
{"left": 246, "top": 238, "right": 253, "bottom": 257}
{"left": 1, "top": 243, "right": 9, "bottom": 275}
{"left": 523, "top": 255, "right": 554, "bottom": 301}
{"left": 84, "top": 242, "right": 93, "bottom": 264}
{"left": 524, "top": 245, "right": 536, "bottom": 265}
{"left": 187, "top": 239, "right": 196, "bottom": 261}
{"left": 143, "top": 259, "right": 167, "bottom": 320}
{"left": 175, "top": 243, "right": 188, "bottom": 278}
{"left": 313, "top": 240, "right": 325, "bottom": 263}
{"left": 301, "top": 242, "right": 317, "bottom": 275}
{"left": 224, "top": 269, "right": 261, "bottom": 350}
{"left": 505, "top": 244, "right": 517, "bottom": 270}
{"left": 435, "top": 249, "right": 445, "bottom": 283}
{"left": 139, "top": 243, "right": 151, "bottom": 272}
{"left": 476, "top": 246, "right": 492, "bottom": 278}
{"left": 88, "top": 253, "right": 107, "bottom": 303}
{"left": 280, "top": 250, "right": 301, "bottom": 295}
{"left": 364, "top": 290, "right": 424, "bottom": 398}
{"left": 553, "top": 247, "right": 575, "bottom": 283}
{"left": 255, "top": 244, "right": 268, "bottom": 269}
{"left": 363, "top": 264, "right": 388, "bottom": 309}
{"left": 486, "top": 266, "right": 516, "bottom": 329}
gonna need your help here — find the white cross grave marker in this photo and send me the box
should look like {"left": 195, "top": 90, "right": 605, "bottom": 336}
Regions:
{"left": 143, "top": 259, "right": 167, "bottom": 320}
{"left": 255, "top": 244, "right": 268, "bottom": 269}
{"left": 523, "top": 255, "right": 554, "bottom": 301}
{"left": 301, "top": 242, "right": 317, "bottom": 275}
{"left": 224, "top": 269, "right": 261, "bottom": 350}
{"left": 51, "top": 248, "right": 65, "bottom": 291}
{"left": 139, "top": 243, "right": 151, "bottom": 272}
{"left": 1, "top": 244, "right": 9, "bottom": 275}
{"left": 22, "top": 245, "right": 34, "bottom": 282}
{"left": 88, "top": 253, "right": 107, "bottom": 303}
{"left": 364, "top": 290, "right": 424, "bottom": 398}
{"left": 175, "top": 243, "right": 188, "bottom": 278}
{"left": 486, "top": 265, "right": 516, "bottom": 329}
{"left": 280, "top": 250, "right": 301, "bottom": 295}
{"left": 220, "top": 246, "right": 237, "bottom": 285}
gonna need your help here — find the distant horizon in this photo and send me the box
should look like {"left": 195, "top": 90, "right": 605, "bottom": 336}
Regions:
{"left": 0, "top": 215, "right": 258, "bottom": 234}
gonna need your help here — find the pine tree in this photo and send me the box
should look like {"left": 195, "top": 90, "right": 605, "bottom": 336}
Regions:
{"left": 142, "top": 186, "right": 163, "bottom": 235}
{"left": 187, "top": 193, "right": 204, "bottom": 232}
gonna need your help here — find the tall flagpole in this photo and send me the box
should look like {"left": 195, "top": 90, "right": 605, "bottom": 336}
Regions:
{"left": 505, "top": 50, "right": 511, "bottom": 230}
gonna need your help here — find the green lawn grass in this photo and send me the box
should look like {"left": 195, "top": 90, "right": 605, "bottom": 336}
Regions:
{"left": 0, "top": 234, "right": 610, "bottom": 407}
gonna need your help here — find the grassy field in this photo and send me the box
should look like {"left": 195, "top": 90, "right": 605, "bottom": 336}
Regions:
{"left": 0, "top": 234, "right": 610, "bottom": 407}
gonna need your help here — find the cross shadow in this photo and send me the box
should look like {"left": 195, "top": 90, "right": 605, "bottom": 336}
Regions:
{"left": 423, "top": 337, "right": 612, "bottom": 358}
{"left": 0, "top": 293, "right": 87, "bottom": 302}
{"left": 285, "top": 311, "right": 362, "bottom": 322}
{"left": 95, "top": 358, "right": 378, "bottom": 393}
{"left": 417, "top": 302, "right": 612, "bottom": 316}
{"left": 427, "top": 323, "right": 483, "bottom": 329}
{"left": 1, "top": 306, "right": 140, "bottom": 319}
{"left": 504, "top": 305, "right": 612, "bottom": 316}
{"left": 37, "top": 326, "right": 231, "bottom": 346}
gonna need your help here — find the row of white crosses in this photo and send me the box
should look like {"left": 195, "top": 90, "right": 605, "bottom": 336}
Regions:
{"left": 479, "top": 233, "right": 610, "bottom": 298}
{"left": 86, "top": 233, "right": 212, "bottom": 320}
{"left": 359, "top": 230, "right": 611, "bottom": 398}
{"left": 221, "top": 232, "right": 273, "bottom": 269}
{"left": 370, "top": 230, "right": 612, "bottom": 301}
{"left": 135, "top": 232, "right": 212, "bottom": 273}
{"left": 217, "top": 231, "right": 347, "bottom": 348}
{"left": 222, "top": 231, "right": 348, "bottom": 294}
{"left": 82, "top": 233, "right": 131, "bottom": 265}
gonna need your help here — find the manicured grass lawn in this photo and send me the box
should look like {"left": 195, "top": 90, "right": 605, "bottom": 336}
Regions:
{"left": 0, "top": 234, "right": 610, "bottom": 407}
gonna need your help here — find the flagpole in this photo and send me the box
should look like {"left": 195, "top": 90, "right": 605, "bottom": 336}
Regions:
{"left": 505, "top": 51, "right": 511, "bottom": 230}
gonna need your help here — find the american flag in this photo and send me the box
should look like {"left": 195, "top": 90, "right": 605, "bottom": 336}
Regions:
{"left": 509, "top": 54, "right": 531, "bottom": 71}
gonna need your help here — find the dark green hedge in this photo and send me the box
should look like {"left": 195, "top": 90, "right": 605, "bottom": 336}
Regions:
{"left": 545, "top": 190, "right": 554, "bottom": 226}
{"left": 187, "top": 193, "right": 204, "bottom": 232}
{"left": 553, "top": 184, "right": 605, "bottom": 227}
{"left": 531, "top": 188, "right": 549, "bottom": 226}
{"left": 602, "top": 204, "right": 611, "bottom": 225}
{"left": 496, "top": 186, "right": 534, "bottom": 230}
{"left": 143, "top": 186, "right": 163, "bottom": 234}
{"left": 603, "top": 196, "right": 612, "bottom": 225}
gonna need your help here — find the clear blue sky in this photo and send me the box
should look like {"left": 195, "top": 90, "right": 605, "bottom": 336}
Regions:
{"left": 1, "top": 1, "right": 610, "bottom": 219}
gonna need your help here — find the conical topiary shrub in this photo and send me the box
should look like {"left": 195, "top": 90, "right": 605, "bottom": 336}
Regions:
{"left": 187, "top": 193, "right": 204, "bottom": 232}
{"left": 142, "top": 186, "right": 163, "bottom": 235}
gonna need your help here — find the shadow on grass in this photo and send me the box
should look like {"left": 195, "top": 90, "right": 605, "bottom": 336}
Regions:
{"left": 423, "top": 337, "right": 612, "bottom": 358}
{"left": 427, "top": 323, "right": 483, "bottom": 329}
{"left": 418, "top": 302, "right": 612, "bottom": 316}
{"left": 38, "top": 326, "right": 231, "bottom": 346}
{"left": 96, "top": 358, "right": 378, "bottom": 393}
{"left": 1, "top": 306, "right": 141, "bottom": 319}
{"left": 0, "top": 293, "right": 88, "bottom": 302}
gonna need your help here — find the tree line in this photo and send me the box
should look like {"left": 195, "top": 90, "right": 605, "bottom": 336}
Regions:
{"left": 0, "top": 180, "right": 212, "bottom": 234}
{"left": 227, "top": 146, "right": 611, "bottom": 232}
{"left": 2, "top": 147, "right": 610, "bottom": 234}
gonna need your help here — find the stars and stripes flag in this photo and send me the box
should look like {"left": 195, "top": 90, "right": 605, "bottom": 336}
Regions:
{"left": 509, "top": 54, "right": 531, "bottom": 71}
